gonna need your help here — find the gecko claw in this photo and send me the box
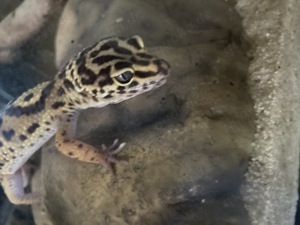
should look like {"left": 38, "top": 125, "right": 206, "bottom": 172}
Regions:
{"left": 102, "top": 139, "right": 126, "bottom": 155}
{"left": 100, "top": 139, "right": 127, "bottom": 173}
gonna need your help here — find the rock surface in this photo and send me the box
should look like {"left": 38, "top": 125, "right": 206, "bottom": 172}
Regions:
{"left": 33, "top": 0, "right": 254, "bottom": 224}
{"left": 236, "top": 0, "right": 300, "bottom": 225}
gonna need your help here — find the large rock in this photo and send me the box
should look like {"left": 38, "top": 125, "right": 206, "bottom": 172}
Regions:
{"left": 31, "top": 0, "right": 300, "bottom": 224}
{"left": 236, "top": 1, "right": 300, "bottom": 225}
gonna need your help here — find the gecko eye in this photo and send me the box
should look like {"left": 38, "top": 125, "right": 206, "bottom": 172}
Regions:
{"left": 115, "top": 71, "right": 133, "bottom": 84}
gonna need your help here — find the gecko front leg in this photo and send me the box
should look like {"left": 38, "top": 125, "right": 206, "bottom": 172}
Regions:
{"left": 55, "top": 113, "right": 125, "bottom": 172}
{"left": 1, "top": 169, "right": 41, "bottom": 205}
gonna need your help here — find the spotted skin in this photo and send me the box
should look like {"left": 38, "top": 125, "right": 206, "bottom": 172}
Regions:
{"left": 0, "top": 35, "right": 170, "bottom": 204}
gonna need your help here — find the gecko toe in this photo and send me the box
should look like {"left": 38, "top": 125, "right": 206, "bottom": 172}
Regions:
{"left": 102, "top": 139, "right": 126, "bottom": 154}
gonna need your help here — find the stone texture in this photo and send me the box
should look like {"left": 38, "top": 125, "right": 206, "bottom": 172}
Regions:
{"left": 236, "top": 1, "right": 300, "bottom": 225}
{"left": 28, "top": 0, "right": 300, "bottom": 224}
{"left": 31, "top": 1, "right": 255, "bottom": 224}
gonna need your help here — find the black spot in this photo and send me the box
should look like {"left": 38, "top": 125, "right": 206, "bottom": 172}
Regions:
{"left": 63, "top": 79, "right": 74, "bottom": 90}
{"left": 128, "top": 81, "right": 139, "bottom": 88}
{"left": 57, "top": 87, "right": 66, "bottom": 96}
{"left": 108, "top": 90, "right": 115, "bottom": 94}
{"left": 90, "top": 157, "right": 94, "bottom": 161}
{"left": 74, "top": 78, "right": 82, "bottom": 90}
{"left": 67, "top": 63, "right": 72, "bottom": 70}
{"left": 104, "top": 94, "right": 113, "bottom": 99}
{"left": 76, "top": 58, "right": 91, "bottom": 80}
{"left": 92, "top": 89, "right": 98, "bottom": 95}
{"left": 79, "top": 92, "right": 88, "bottom": 97}
{"left": 92, "top": 96, "right": 98, "bottom": 102}
{"left": 5, "top": 81, "right": 55, "bottom": 118}
{"left": 71, "top": 69, "right": 75, "bottom": 78}
{"left": 68, "top": 152, "right": 74, "bottom": 156}
{"left": 19, "top": 135, "right": 27, "bottom": 141}
{"left": 136, "top": 53, "right": 152, "bottom": 59}
{"left": 131, "top": 57, "right": 150, "bottom": 66}
{"left": 58, "top": 69, "right": 66, "bottom": 79}
{"left": 92, "top": 55, "right": 123, "bottom": 66}
{"left": 61, "top": 130, "right": 66, "bottom": 136}
{"left": 5, "top": 106, "right": 22, "bottom": 117}
{"left": 45, "top": 128, "right": 51, "bottom": 131}
{"left": 100, "top": 40, "right": 118, "bottom": 51}
{"left": 52, "top": 102, "right": 66, "bottom": 109}
{"left": 100, "top": 89, "right": 105, "bottom": 94}
{"left": 81, "top": 74, "right": 97, "bottom": 85}
{"left": 98, "top": 66, "right": 111, "bottom": 75}
{"left": 129, "top": 90, "right": 138, "bottom": 93}
{"left": 78, "top": 44, "right": 96, "bottom": 59}
{"left": 98, "top": 77, "right": 114, "bottom": 87}
{"left": 114, "top": 62, "right": 132, "bottom": 70}
{"left": 135, "top": 71, "right": 157, "bottom": 78}
{"left": 8, "top": 147, "right": 14, "bottom": 153}
{"left": 24, "top": 93, "right": 34, "bottom": 101}
{"left": 45, "top": 121, "right": 51, "bottom": 125}
{"left": 0, "top": 141, "right": 3, "bottom": 147}
{"left": 2, "top": 129, "right": 15, "bottom": 141}
{"left": 77, "top": 62, "right": 98, "bottom": 84}
{"left": 75, "top": 53, "right": 84, "bottom": 65}
{"left": 118, "top": 90, "right": 126, "bottom": 94}
{"left": 127, "top": 38, "right": 142, "bottom": 50}
{"left": 78, "top": 144, "right": 83, "bottom": 148}
{"left": 115, "top": 47, "right": 132, "bottom": 55}
{"left": 27, "top": 123, "right": 40, "bottom": 134}
{"left": 117, "top": 86, "right": 125, "bottom": 91}
{"left": 90, "top": 49, "right": 100, "bottom": 58}
{"left": 0, "top": 162, "right": 4, "bottom": 167}
{"left": 117, "top": 86, "right": 126, "bottom": 94}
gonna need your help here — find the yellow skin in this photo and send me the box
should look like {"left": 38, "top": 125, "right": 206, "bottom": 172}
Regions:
{"left": 0, "top": 36, "right": 170, "bottom": 204}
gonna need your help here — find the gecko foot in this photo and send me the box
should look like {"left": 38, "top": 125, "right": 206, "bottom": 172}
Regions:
{"left": 100, "top": 139, "right": 126, "bottom": 173}
{"left": 10, "top": 192, "right": 42, "bottom": 205}
{"left": 1, "top": 172, "right": 42, "bottom": 205}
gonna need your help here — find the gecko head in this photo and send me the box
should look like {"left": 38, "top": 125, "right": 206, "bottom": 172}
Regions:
{"left": 67, "top": 35, "right": 170, "bottom": 106}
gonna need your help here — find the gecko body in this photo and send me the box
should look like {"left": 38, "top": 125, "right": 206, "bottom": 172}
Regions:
{"left": 0, "top": 36, "right": 170, "bottom": 204}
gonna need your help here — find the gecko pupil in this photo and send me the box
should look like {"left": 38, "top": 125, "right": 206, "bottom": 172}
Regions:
{"left": 116, "top": 71, "right": 133, "bottom": 84}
